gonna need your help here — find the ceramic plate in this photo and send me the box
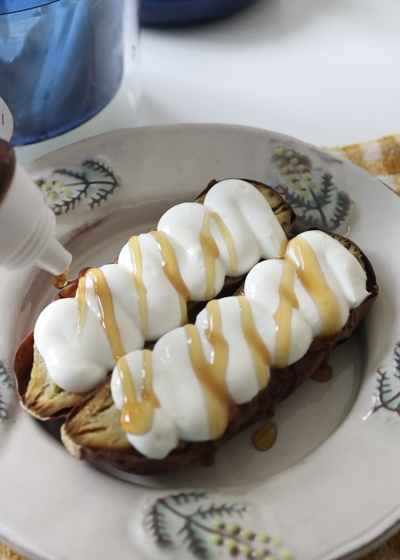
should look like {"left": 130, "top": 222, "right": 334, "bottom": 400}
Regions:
{"left": 0, "top": 124, "right": 399, "bottom": 560}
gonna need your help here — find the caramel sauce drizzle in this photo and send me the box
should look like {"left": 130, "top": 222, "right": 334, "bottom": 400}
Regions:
{"left": 286, "top": 237, "right": 342, "bottom": 336}
{"left": 238, "top": 295, "right": 270, "bottom": 390}
{"left": 78, "top": 268, "right": 126, "bottom": 360}
{"left": 128, "top": 236, "right": 149, "bottom": 338}
{"left": 75, "top": 206, "right": 343, "bottom": 444}
{"left": 114, "top": 234, "right": 345, "bottom": 441}
{"left": 279, "top": 238, "right": 289, "bottom": 258}
{"left": 118, "top": 350, "right": 159, "bottom": 435}
{"left": 77, "top": 209, "right": 239, "bottom": 371}
{"left": 272, "top": 237, "right": 342, "bottom": 366}
{"left": 273, "top": 262, "right": 299, "bottom": 368}
{"left": 77, "top": 275, "right": 86, "bottom": 336}
{"left": 53, "top": 267, "right": 69, "bottom": 289}
{"left": 210, "top": 212, "right": 238, "bottom": 275}
{"left": 150, "top": 230, "right": 190, "bottom": 325}
{"left": 199, "top": 211, "right": 238, "bottom": 300}
{"left": 204, "top": 300, "right": 230, "bottom": 383}
{"left": 184, "top": 301, "right": 233, "bottom": 439}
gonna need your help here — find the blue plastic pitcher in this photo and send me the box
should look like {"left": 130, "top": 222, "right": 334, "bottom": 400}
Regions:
{"left": 0, "top": 0, "right": 124, "bottom": 146}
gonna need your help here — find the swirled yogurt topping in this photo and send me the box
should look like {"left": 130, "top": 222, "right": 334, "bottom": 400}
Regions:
{"left": 34, "top": 179, "right": 287, "bottom": 393}
{"left": 110, "top": 230, "right": 370, "bottom": 459}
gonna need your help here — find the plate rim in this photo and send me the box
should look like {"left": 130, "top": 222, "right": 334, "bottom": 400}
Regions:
{"left": 1, "top": 123, "right": 399, "bottom": 560}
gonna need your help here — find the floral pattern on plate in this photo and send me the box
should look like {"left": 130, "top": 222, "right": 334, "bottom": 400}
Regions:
{"left": 145, "top": 491, "right": 293, "bottom": 560}
{"left": 267, "top": 145, "right": 354, "bottom": 233}
{"left": 370, "top": 341, "right": 400, "bottom": 415}
{"left": 35, "top": 158, "right": 120, "bottom": 215}
{"left": 0, "top": 359, "right": 13, "bottom": 422}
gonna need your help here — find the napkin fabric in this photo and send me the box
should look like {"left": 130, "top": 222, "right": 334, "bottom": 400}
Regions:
{"left": 328, "top": 134, "right": 400, "bottom": 195}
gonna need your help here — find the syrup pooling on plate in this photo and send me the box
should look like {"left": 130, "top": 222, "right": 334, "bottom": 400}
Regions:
{"left": 311, "top": 362, "right": 334, "bottom": 382}
{"left": 34, "top": 179, "right": 287, "bottom": 394}
{"left": 252, "top": 421, "right": 278, "bottom": 452}
{"left": 111, "top": 230, "right": 370, "bottom": 459}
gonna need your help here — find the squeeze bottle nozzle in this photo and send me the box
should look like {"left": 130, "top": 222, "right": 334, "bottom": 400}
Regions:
{"left": 0, "top": 139, "right": 72, "bottom": 276}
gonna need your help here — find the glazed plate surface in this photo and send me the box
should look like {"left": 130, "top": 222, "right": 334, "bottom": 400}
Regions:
{"left": 0, "top": 124, "right": 398, "bottom": 560}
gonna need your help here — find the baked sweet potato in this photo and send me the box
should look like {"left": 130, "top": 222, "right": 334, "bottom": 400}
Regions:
{"left": 59, "top": 233, "right": 378, "bottom": 476}
{"left": 14, "top": 179, "right": 295, "bottom": 421}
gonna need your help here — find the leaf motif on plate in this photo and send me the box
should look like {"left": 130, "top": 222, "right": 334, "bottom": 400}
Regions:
{"left": 0, "top": 359, "right": 13, "bottom": 422}
{"left": 270, "top": 146, "right": 353, "bottom": 233}
{"left": 372, "top": 341, "right": 400, "bottom": 415}
{"left": 35, "top": 158, "right": 120, "bottom": 215}
{"left": 145, "top": 491, "right": 293, "bottom": 559}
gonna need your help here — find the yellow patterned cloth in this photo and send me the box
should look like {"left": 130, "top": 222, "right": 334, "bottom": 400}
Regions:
{"left": 329, "top": 134, "right": 400, "bottom": 195}
{"left": 0, "top": 544, "right": 28, "bottom": 560}
{"left": 2, "top": 135, "right": 400, "bottom": 560}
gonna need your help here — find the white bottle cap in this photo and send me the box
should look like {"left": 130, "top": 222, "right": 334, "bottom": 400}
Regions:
{"left": 0, "top": 140, "right": 72, "bottom": 276}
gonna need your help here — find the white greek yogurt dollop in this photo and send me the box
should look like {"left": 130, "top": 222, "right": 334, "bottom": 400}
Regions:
{"left": 34, "top": 179, "right": 287, "bottom": 393}
{"left": 110, "top": 230, "right": 370, "bottom": 459}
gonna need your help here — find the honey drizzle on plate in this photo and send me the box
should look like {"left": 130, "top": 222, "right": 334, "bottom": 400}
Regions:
{"left": 252, "top": 421, "right": 277, "bottom": 451}
{"left": 128, "top": 236, "right": 149, "bottom": 338}
{"left": 184, "top": 301, "right": 232, "bottom": 439}
{"left": 312, "top": 362, "right": 333, "bottom": 382}
{"left": 199, "top": 210, "right": 238, "bottom": 300}
{"left": 150, "top": 230, "right": 190, "bottom": 325}
{"left": 78, "top": 268, "right": 126, "bottom": 360}
{"left": 118, "top": 350, "right": 159, "bottom": 434}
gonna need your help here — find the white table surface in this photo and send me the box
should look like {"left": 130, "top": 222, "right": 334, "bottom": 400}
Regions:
{"left": 138, "top": 0, "right": 400, "bottom": 147}
{"left": 16, "top": 0, "right": 400, "bottom": 162}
